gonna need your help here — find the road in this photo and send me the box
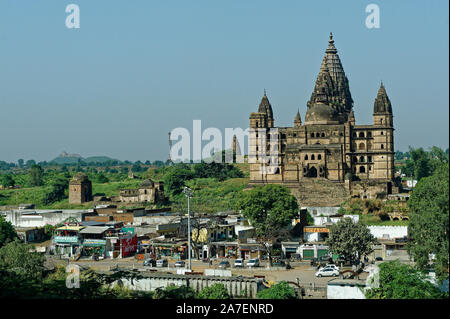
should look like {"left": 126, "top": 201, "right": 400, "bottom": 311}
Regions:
{"left": 65, "top": 256, "right": 368, "bottom": 288}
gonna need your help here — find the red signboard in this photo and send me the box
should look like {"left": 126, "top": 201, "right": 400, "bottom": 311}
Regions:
{"left": 121, "top": 234, "right": 137, "bottom": 257}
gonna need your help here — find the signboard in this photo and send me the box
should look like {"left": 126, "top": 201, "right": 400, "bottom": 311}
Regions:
{"left": 54, "top": 236, "right": 79, "bottom": 244}
{"left": 121, "top": 235, "right": 137, "bottom": 257}
{"left": 121, "top": 227, "right": 135, "bottom": 235}
{"left": 83, "top": 239, "right": 106, "bottom": 247}
{"left": 304, "top": 227, "right": 330, "bottom": 233}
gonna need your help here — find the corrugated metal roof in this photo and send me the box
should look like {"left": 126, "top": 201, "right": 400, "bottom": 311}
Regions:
{"left": 79, "top": 226, "right": 109, "bottom": 234}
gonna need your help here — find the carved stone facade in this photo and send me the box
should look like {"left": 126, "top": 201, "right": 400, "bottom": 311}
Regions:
{"left": 69, "top": 173, "right": 93, "bottom": 204}
{"left": 249, "top": 33, "right": 396, "bottom": 204}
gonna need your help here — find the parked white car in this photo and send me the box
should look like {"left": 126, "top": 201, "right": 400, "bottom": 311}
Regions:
{"left": 247, "top": 258, "right": 260, "bottom": 268}
{"left": 234, "top": 259, "right": 244, "bottom": 268}
{"left": 322, "top": 264, "right": 340, "bottom": 271}
{"left": 156, "top": 259, "right": 168, "bottom": 267}
{"left": 315, "top": 267, "right": 339, "bottom": 277}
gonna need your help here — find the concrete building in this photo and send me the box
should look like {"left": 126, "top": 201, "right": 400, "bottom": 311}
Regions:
{"left": 0, "top": 209, "right": 90, "bottom": 228}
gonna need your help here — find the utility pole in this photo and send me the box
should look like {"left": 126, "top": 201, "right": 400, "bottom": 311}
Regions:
{"left": 183, "top": 186, "right": 193, "bottom": 271}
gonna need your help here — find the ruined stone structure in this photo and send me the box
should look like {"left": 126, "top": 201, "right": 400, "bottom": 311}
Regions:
{"left": 69, "top": 173, "right": 93, "bottom": 204}
{"left": 119, "top": 179, "right": 165, "bottom": 204}
{"left": 249, "top": 33, "right": 397, "bottom": 205}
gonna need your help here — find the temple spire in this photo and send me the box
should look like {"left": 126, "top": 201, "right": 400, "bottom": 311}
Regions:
{"left": 257, "top": 89, "right": 274, "bottom": 127}
{"left": 373, "top": 82, "right": 392, "bottom": 114}
{"left": 307, "top": 33, "right": 353, "bottom": 120}
{"left": 326, "top": 32, "right": 337, "bottom": 54}
{"left": 294, "top": 109, "right": 302, "bottom": 127}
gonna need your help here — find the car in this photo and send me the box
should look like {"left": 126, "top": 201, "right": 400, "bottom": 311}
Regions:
{"left": 234, "top": 259, "right": 244, "bottom": 268}
{"left": 174, "top": 260, "right": 185, "bottom": 268}
{"left": 143, "top": 258, "right": 156, "bottom": 267}
{"left": 321, "top": 264, "right": 340, "bottom": 272}
{"left": 218, "top": 260, "right": 230, "bottom": 269}
{"left": 315, "top": 267, "right": 339, "bottom": 277}
{"left": 247, "top": 258, "right": 260, "bottom": 268}
{"left": 375, "top": 257, "right": 383, "bottom": 261}
{"left": 156, "top": 259, "right": 168, "bottom": 267}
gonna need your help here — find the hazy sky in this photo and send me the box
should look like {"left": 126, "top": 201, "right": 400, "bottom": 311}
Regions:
{"left": 0, "top": 0, "right": 448, "bottom": 163}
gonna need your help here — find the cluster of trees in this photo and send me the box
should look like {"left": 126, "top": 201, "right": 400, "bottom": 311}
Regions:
{"left": 256, "top": 281, "right": 296, "bottom": 299}
{"left": 400, "top": 146, "right": 448, "bottom": 180}
{"left": 395, "top": 147, "right": 449, "bottom": 161}
{"left": 0, "top": 158, "right": 170, "bottom": 173}
{"left": 324, "top": 216, "right": 448, "bottom": 299}
{"left": 235, "top": 184, "right": 299, "bottom": 263}
{"left": 164, "top": 162, "right": 244, "bottom": 196}
{"left": 407, "top": 162, "right": 449, "bottom": 280}
{"left": 365, "top": 261, "right": 447, "bottom": 299}
{"left": 326, "top": 218, "right": 377, "bottom": 263}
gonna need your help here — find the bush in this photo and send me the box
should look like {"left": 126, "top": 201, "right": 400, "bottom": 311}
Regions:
{"left": 257, "top": 281, "right": 296, "bottom": 299}
{"left": 198, "top": 283, "right": 230, "bottom": 299}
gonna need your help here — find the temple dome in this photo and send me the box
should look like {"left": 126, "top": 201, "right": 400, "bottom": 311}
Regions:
{"left": 305, "top": 102, "right": 340, "bottom": 125}
{"left": 140, "top": 179, "right": 154, "bottom": 188}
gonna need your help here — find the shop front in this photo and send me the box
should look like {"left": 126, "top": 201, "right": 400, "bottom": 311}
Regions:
{"left": 53, "top": 225, "right": 84, "bottom": 258}
{"left": 150, "top": 242, "right": 187, "bottom": 260}
{"left": 82, "top": 239, "right": 106, "bottom": 258}
{"left": 209, "top": 242, "right": 239, "bottom": 258}
{"left": 303, "top": 226, "right": 330, "bottom": 242}
{"left": 238, "top": 244, "right": 264, "bottom": 260}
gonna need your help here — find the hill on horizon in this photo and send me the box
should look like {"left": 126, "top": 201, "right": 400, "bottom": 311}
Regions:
{"left": 50, "top": 152, "right": 119, "bottom": 165}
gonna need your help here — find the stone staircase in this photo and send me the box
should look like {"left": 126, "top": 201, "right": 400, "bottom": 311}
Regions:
{"left": 289, "top": 178, "right": 349, "bottom": 207}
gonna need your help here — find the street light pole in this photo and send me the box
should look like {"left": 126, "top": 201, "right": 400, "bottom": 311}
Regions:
{"left": 183, "top": 186, "right": 193, "bottom": 271}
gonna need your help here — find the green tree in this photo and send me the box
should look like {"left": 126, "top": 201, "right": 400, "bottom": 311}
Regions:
{"left": 365, "top": 261, "right": 446, "bottom": 299}
{"left": 26, "top": 159, "right": 36, "bottom": 168}
{"left": 18, "top": 159, "right": 24, "bottom": 168}
{"left": 256, "top": 281, "right": 296, "bottom": 299}
{"left": 96, "top": 172, "right": 109, "bottom": 183}
{"left": 407, "top": 163, "right": 449, "bottom": 280}
{"left": 1, "top": 174, "right": 15, "bottom": 188}
{"left": 132, "top": 162, "right": 143, "bottom": 173}
{"left": 197, "top": 283, "right": 230, "bottom": 299}
{"left": 193, "top": 162, "right": 243, "bottom": 181}
{"left": 153, "top": 285, "right": 197, "bottom": 299}
{"left": 326, "top": 218, "right": 377, "bottom": 263}
{"left": 29, "top": 164, "right": 44, "bottom": 187}
{"left": 0, "top": 215, "right": 17, "bottom": 248}
{"left": 236, "top": 184, "right": 298, "bottom": 264}
{"left": 235, "top": 184, "right": 298, "bottom": 237}
{"left": 403, "top": 159, "right": 415, "bottom": 177}
{"left": 0, "top": 240, "right": 45, "bottom": 280}
{"left": 163, "top": 167, "right": 195, "bottom": 195}
{"left": 43, "top": 177, "right": 69, "bottom": 205}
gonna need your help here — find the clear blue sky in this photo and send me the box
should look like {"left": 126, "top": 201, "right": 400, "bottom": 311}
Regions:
{"left": 0, "top": 0, "right": 448, "bottom": 162}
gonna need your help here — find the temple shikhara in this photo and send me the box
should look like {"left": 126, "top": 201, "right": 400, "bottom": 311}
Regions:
{"left": 249, "top": 33, "right": 398, "bottom": 206}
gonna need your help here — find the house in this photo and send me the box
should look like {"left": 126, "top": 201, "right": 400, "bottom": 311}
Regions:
{"left": 52, "top": 224, "right": 85, "bottom": 258}
{"left": 79, "top": 226, "right": 110, "bottom": 258}
{"left": 15, "top": 227, "right": 46, "bottom": 243}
